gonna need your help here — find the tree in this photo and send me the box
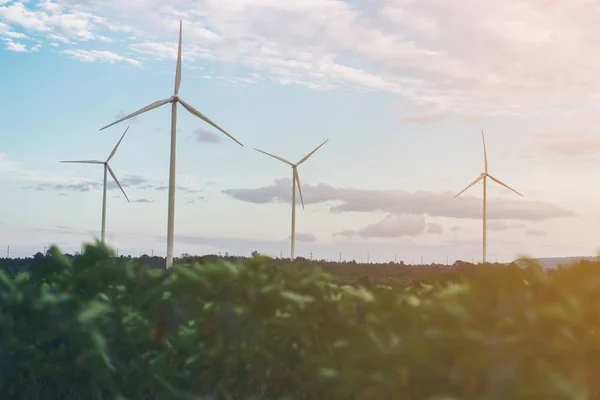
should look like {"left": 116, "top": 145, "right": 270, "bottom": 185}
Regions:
{"left": 251, "top": 250, "right": 259, "bottom": 258}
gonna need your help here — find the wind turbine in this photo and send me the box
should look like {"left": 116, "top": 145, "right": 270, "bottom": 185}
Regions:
{"left": 254, "top": 140, "right": 328, "bottom": 260}
{"left": 98, "top": 20, "right": 243, "bottom": 269}
{"left": 454, "top": 130, "right": 523, "bottom": 264}
{"left": 60, "top": 126, "right": 131, "bottom": 243}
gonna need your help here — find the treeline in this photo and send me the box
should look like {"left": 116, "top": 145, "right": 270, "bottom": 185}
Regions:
{"left": 0, "top": 250, "right": 504, "bottom": 284}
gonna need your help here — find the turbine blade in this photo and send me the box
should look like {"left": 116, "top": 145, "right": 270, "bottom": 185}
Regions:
{"left": 487, "top": 174, "right": 523, "bottom": 197}
{"left": 482, "top": 130, "right": 488, "bottom": 173}
{"left": 178, "top": 98, "right": 243, "bottom": 146}
{"left": 174, "top": 20, "right": 182, "bottom": 96}
{"left": 294, "top": 168, "right": 305, "bottom": 209}
{"left": 107, "top": 164, "right": 130, "bottom": 202}
{"left": 107, "top": 126, "right": 130, "bottom": 162}
{"left": 254, "top": 148, "right": 294, "bottom": 165}
{"left": 297, "top": 139, "right": 329, "bottom": 165}
{"left": 454, "top": 174, "right": 485, "bottom": 198}
{"left": 99, "top": 98, "right": 173, "bottom": 131}
{"left": 60, "top": 160, "right": 104, "bottom": 164}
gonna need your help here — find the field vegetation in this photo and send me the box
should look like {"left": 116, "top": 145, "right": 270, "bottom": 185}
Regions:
{"left": 0, "top": 241, "right": 597, "bottom": 399}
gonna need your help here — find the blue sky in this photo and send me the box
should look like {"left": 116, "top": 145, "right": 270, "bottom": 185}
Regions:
{"left": 1, "top": 0, "right": 599, "bottom": 263}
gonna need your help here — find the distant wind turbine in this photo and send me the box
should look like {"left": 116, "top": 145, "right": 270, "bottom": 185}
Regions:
{"left": 454, "top": 130, "right": 523, "bottom": 264}
{"left": 60, "top": 126, "right": 131, "bottom": 243}
{"left": 255, "top": 140, "right": 328, "bottom": 260}
{"left": 98, "top": 20, "right": 243, "bottom": 269}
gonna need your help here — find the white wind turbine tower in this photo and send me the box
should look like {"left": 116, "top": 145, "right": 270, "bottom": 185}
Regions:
{"left": 454, "top": 130, "right": 523, "bottom": 264}
{"left": 255, "top": 140, "right": 328, "bottom": 260}
{"left": 98, "top": 20, "right": 243, "bottom": 269}
{"left": 60, "top": 126, "right": 131, "bottom": 243}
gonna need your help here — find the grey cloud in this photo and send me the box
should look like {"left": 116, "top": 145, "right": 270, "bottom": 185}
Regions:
{"left": 35, "top": 226, "right": 77, "bottom": 235}
{"left": 334, "top": 230, "right": 356, "bottom": 239}
{"left": 223, "top": 179, "right": 575, "bottom": 222}
{"left": 25, "top": 175, "right": 152, "bottom": 193}
{"left": 338, "top": 214, "right": 426, "bottom": 239}
{"left": 154, "top": 184, "right": 201, "bottom": 194}
{"left": 24, "top": 174, "right": 202, "bottom": 196}
{"left": 290, "top": 232, "right": 317, "bottom": 242}
{"left": 192, "top": 128, "right": 222, "bottom": 144}
{"left": 185, "top": 196, "right": 206, "bottom": 205}
{"left": 426, "top": 223, "right": 443, "bottom": 234}
{"left": 487, "top": 221, "right": 526, "bottom": 231}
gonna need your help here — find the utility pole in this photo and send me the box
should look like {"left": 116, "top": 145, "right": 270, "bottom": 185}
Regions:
{"left": 310, "top": 250, "right": 313, "bottom": 261}
{"left": 280, "top": 250, "right": 283, "bottom": 259}
{"left": 43, "top": 246, "right": 46, "bottom": 255}
{"left": 421, "top": 255, "right": 423, "bottom": 265}
{"left": 339, "top": 252, "right": 342, "bottom": 263}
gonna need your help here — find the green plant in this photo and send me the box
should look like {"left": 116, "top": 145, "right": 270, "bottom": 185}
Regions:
{"left": 1, "top": 242, "right": 598, "bottom": 399}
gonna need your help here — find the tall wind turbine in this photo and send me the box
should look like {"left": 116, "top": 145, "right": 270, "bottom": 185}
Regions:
{"left": 60, "top": 126, "right": 131, "bottom": 243}
{"left": 98, "top": 20, "right": 243, "bottom": 269}
{"left": 454, "top": 130, "right": 523, "bottom": 264}
{"left": 255, "top": 140, "right": 328, "bottom": 260}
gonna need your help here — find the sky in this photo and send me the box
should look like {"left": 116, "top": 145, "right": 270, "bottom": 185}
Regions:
{"left": 1, "top": 0, "right": 599, "bottom": 263}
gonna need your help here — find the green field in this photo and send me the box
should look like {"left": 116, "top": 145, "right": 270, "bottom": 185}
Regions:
{"left": 1, "top": 241, "right": 598, "bottom": 399}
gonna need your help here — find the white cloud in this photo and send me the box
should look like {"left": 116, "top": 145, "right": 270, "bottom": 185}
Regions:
{"left": 0, "top": 0, "right": 136, "bottom": 44}
{"left": 338, "top": 214, "right": 427, "bottom": 239}
{"left": 4, "top": 39, "right": 28, "bottom": 52}
{"left": 59, "top": 49, "right": 141, "bottom": 67}
{"left": 5, "top": 0, "right": 600, "bottom": 119}
{"left": 292, "top": 232, "right": 317, "bottom": 242}
{"left": 0, "top": 21, "right": 27, "bottom": 39}
{"left": 46, "top": 33, "right": 70, "bottom": 43}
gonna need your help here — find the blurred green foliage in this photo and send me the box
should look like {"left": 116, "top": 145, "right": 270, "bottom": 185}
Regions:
{"left": 1, "top": 241, "right": 599, "bottom": 399}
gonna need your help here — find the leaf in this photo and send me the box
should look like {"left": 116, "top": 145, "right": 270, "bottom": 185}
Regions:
{"left": 280, "top": 290, "right": 315, "bottom": 307}
{"left": 319, "top": 368, "right": 338, "bottom": 378}
{"left": 341, "top": 285, "right": 374, "bottom": 302}
{"left": 77, "top": 301, "right": 112, "bottom": 323}
{"left": 154, "top": 374, "right": 204, "bottom": 400}
{"left": 0, "top": 270, "right": 14, "bottom": 291}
